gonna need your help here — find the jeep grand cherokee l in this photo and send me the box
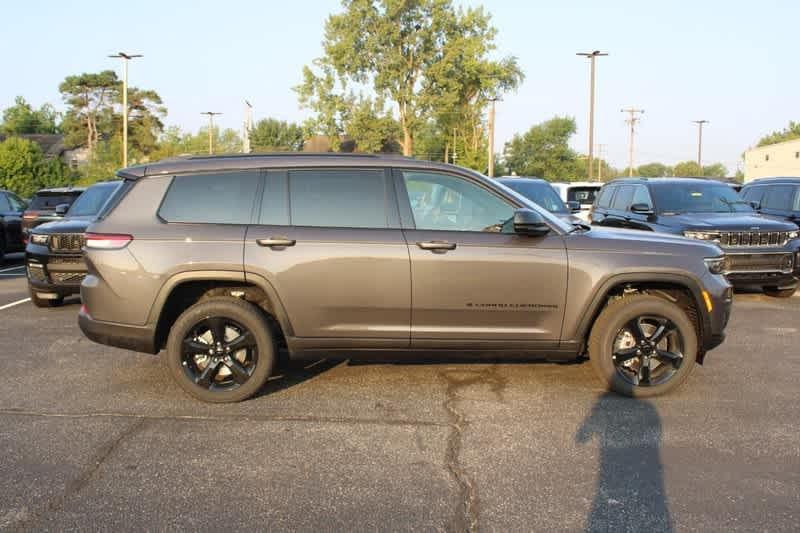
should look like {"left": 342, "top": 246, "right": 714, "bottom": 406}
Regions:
{"left": 592, "top": 177, "right": 800, "bottom": 297}
{"left": 78, "top": 154, "right": 732, "bottom": 402}
{"left": 26, "top": 180, "right": 122, "bottom": 307}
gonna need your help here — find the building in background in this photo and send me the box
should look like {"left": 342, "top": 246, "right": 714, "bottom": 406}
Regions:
{"left": 744, "top": 138, "right": 800, "bottom": 182}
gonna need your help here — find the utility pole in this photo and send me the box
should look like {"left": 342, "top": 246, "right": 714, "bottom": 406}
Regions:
{"left": 693, "top": 120, "right": 709, "bottom": 175}
{"left": 577, "top": 50, "right": 608, "bottom": 180}
{"left": 596, "top": 143, "right": 606, "bottom": 181}
{"left": 200, "top": 111, "right": 222, "bottom": 154}
{"left": 621, "top": 107, "right": 644, "bottom": 176}
{"left": 243, "top": 101, "right": 253, "bottom": 154}
{"left": 452, "top": 127, "right": 457, "bottom": 166}
{"left": 487, "top": 98, "right": 497, "bottom": 177}
{"left": 108, "top": 52, "right": 143, "bottom": 168}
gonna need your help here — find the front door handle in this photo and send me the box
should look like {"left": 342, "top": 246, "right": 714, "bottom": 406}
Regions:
{"left": 256, "top": 237, "right": 296, "bottom": 248}
{"left": 417, "top": 240, "right": 457, "bottom": 251}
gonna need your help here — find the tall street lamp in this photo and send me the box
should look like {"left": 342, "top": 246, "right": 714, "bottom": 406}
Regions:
{"left": 108, "top": 52, "right": 143, "bottom": 168}
{"left": 693, "top": 120, "right": 709, "bottom": 176}
{"left": 577, "top": 50, "right": 608, "bottom": 180}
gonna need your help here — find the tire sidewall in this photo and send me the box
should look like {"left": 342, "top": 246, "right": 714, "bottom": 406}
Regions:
{"left": 164, "top": 298, "right": 275, "bottom": 403}
{"left": 590, "top": 296, "right": 698, "bottom": 398}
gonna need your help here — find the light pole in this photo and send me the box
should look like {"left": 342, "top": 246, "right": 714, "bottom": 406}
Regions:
{"left": 693, "top": 120, "right": 709, "bottom": 176}
{"left": 200, "top": 111, "right": 222, "bottom": 154}
{"left": 487, "top": 97, "right": 498, "bottom": 177}
{"left": 108, "top": 52, "right": 142, "bottom": 168}
{"left": 577, "top": 50, "right": 608, "bottom": 180}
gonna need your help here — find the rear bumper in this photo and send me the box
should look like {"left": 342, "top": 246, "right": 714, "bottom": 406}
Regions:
{"left": 78, "top": 307, "right": 158, "bottom": 354}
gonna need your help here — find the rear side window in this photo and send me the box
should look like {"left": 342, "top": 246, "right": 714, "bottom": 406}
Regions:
{"left": 159, "top": 171, "right": 260, "bottom": 224}
{"left": 596, "top": 186, "right": 615, "bottom": 208}
{"left": 0, "top": 193, "right": 10, "bottom": 211}
{"left": 741, "top": 186, "right": 764, "bottom": 204}
{"left": 611, "top": 186, "right": 634, "bottom": 210}
{"left": 762, "top": 185, "right": 795, "bottom": 211}
{"left": 29, "top": 193, "right": 81, "bottom": 210}
{"left": 289, "top": 169, "right": 388, "bottom": 228}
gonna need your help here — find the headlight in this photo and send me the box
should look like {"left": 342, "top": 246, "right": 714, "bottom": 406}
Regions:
{"left": 30, "top": 234, "right": 49, "bottom": 245}
{"left": 684, "top": 231, "right": 719, "bottom": 242}
{"left": 704, "top": 257, "right": 727, "bottom": 275}
{"left": 788, "top": 230, "right": 799, "bottom": 240}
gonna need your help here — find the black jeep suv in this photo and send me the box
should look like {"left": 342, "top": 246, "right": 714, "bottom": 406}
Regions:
{"left": 22, "top": 186, "right": 86, "bottom": 240}
{"left": 0, "top": 189, "right": 27, "bottom": 264}
{"left": 592, "top": 177, "right": 800, "bottom": 297}
{"left": 740, "top": 177, "right": 800, "bottom": 228}
{"left": 26, "top": 181, "right": 121, "bottom": 307}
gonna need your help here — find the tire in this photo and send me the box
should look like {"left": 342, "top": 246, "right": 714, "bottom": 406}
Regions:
{"left": 163, "top": 297, "right": 275, "bottom": 403}
{"left": 30, "top": 288, "right": 64, "bottom": 308}
{"left": 763, "top": 287, "right": 796, "bottom": 298}
{"left": 588, "top": 294, "right": 697, "bottom": 398}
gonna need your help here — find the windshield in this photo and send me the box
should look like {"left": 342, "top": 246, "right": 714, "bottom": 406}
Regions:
{"left": 66, "top": 182, "right": 120, "bottom": 217}
{"left": 497, "top": 180, "right": 569, "bottom": 214}
{"left": 650, "top": 182, "right": 754, "bottom": 214}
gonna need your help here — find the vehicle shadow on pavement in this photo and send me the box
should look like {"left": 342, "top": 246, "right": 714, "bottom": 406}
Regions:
{"left": 255, "top": 357, "right": 343, "bottom": 398}
{"left": 577, "top": 392, "right": 672, "bottom": 533}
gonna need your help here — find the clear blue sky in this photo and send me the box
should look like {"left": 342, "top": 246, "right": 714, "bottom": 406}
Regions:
{"left": 1, "top": 0, "right": 796, "bottom": 173}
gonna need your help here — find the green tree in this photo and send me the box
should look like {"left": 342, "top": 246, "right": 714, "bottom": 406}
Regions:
{"left": 0, "top": 137, "right": 74, "bottom": 197}
{"left": 702, "top": 162, "right": 727, "bottom": 177}
{"left": 637, "top": 162, "right": 671, "bottom": 177}
{"left": 1, "top": 96, "right": 60, "bottom": 135}
{"left": 249, "top": 118, "right": 305, "bottom": 152}
{"left": 124, "top": 87, "right": 167, "bottom": 158}
{"left": 153, "top": 126, "right": 243, "bottom": 159}
{"left": 296, "top": 0, "right": 523, "bottom": 157}
{"left": 345, "top": 98, "right": 402, "bottom": 153}
{"left": 757, "top": 121, "right": 800, "bottom": 147}
{"left": 59, "top": 71, "right": 119, "bottom": 153}
{"left": 672, "top": 160, "right": 702, "bottom": 177}
{"left": 502, "top": 116, "right": 580, "bottom": 180}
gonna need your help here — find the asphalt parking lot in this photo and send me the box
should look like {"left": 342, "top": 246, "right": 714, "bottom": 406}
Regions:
{"left": 0, "top": 253, "right": 798, "bottom": 532}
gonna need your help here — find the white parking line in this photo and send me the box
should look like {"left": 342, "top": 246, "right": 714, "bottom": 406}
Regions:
{"left": 0, "top": 298, "right": 30, "bottom": 311}
{"left": 0, "top": 265, "right": 25, "bottom": 273}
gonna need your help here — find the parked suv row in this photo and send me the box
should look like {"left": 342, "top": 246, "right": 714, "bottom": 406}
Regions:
{"left": 591, "top": 177, "right": 800, "bottom": 297}
{"left": 78, "top": 154, "right": 732, "bottom": 402}
{"left": 740, "top": 177, "right": 800, "bottom": 228}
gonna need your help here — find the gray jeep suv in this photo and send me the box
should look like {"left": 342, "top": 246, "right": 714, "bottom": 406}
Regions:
{"left": 79, "top": 154, "right": 732, "bottom": 402}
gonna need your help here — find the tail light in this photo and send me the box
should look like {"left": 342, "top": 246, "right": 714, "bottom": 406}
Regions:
{"left": 22, "top": 210, "right": 39, "bottom": 220}
{"left": 84, "top": 232, "right": 133, "bottom": 250}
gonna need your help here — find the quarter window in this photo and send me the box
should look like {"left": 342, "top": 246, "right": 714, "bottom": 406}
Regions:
{"left": 289, "top": 169, "right": 388, "bottom": 228}
{"left": 403, "top": 172, "right": 515, "bottom": 232}
{"left": 159, "top": 171, "right": 260, "bottom": 224}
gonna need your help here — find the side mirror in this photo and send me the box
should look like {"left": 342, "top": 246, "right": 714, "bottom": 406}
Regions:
{"left": 630, "top": 203, "right": 654, "bottom": 215}
{"left": 54, "top": 203, "right": 70, "bottom": 216}
{"left": 513, "top": 208, "right": 550, "bottom": 237}
{"left": 749, "top": 201, "right": 760, "bottom": 210}
{"left": 566, "top": 201, "right": 581, "bottom": 213}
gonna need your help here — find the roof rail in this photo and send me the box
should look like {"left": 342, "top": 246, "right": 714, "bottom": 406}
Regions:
{"left": 182, "top": 152, "right": 413, "bottom": 161}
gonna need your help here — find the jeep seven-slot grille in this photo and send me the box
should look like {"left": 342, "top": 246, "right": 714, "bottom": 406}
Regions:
{"left": 49, "top": 233, "right": 85, "bottom": 252}
{"left": 718, "top": 231, "right": 792, "bottom": 248}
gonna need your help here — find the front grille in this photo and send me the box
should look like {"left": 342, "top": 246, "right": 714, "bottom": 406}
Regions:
{"left": 726, "top": 253, "right": 794, "bottom": 274}
{"left": 49, "top": 233, "right": 85, "bottom": 252}
{"left": 719, "top": 231, "right": 793, "bottom": 248}
{"left": 48, "top": 255, "right": 84, "bottom": 265}
{"left": 50, "top": 272, "right": 87, "bottom": 284}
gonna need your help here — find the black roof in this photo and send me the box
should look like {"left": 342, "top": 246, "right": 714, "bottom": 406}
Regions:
{"left": 605, "top": 177, "right": 725, "bottom": 186}
{"left": 117, "top": 153, "right": 456, "bottom": 180}
{"left": 743, "top": 177, "right": 800, "bottom": 185}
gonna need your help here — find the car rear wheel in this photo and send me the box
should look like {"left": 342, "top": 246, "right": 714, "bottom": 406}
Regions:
{"left": 588, "top": 294, "right": 697, "bottom": 398}
{"left": 763, "top": 287, "right": 796, "bottom": 298}
{"left": 164, "top": 297, "right": 275, "bottom": 403}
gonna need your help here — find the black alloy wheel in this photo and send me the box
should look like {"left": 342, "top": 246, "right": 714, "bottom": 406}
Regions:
{"left": 611, "top": 315, "right": 684, "bottom": 387}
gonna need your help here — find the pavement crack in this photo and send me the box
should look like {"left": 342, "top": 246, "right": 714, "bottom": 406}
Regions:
{"left": 440, "top": 365, "right": 506, "bottom": 533}
{"left": 12, "top": 417, "right": 148, "bottom": 531}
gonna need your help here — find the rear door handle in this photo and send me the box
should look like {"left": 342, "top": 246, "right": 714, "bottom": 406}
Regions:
{"left": 417, "top": 240, "right": 457, "bottom": 251}
{"left": 256, "top": 237, "right": 296, "bottom": 248}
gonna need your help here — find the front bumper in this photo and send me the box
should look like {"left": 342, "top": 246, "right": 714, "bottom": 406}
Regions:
{"left": 699, "top": 271, "right": 733, "bottom": 357}
{"left": 722, "top": 248, "right": 798, "bottom": 289}
{"left": 26, "top": 245, "right": 87, "bottom": 297}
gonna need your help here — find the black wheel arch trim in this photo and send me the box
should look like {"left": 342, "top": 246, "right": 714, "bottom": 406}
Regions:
{"left": 571, "top": 272, "right": 711, "bottom": 352}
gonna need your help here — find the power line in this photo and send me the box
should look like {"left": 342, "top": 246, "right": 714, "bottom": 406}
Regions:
{"left": 692, "top": 120, "right": 709, "bottom": 175}
{"left": 577, "top": 50, "right": 608, "bottom": 180}
{"left": 621, "top": 107, "right": 644, "bottom": 176}
{"left": 200, "top": 111, "right": 222, "bottom": 154}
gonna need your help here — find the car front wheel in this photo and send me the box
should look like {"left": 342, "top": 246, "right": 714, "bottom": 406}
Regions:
{"left": 588, "top": 294, "right": 698, "bottom": 397}
{"left": 164, "top": 297, "right": 275, "bottom": 403}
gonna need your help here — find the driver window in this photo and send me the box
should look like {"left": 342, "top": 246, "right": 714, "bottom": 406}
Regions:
{"left": 403, "top": 172, "right": 515, "bottom": 232}
{"left": 630, "top": 185, "right": 653, "bottom": 210}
